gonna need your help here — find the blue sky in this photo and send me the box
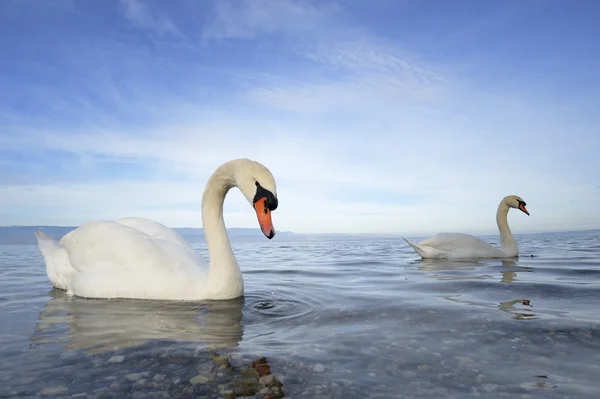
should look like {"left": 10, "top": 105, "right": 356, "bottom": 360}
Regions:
{"left": 1, "top": 0, "right": 599, "bottom": 235}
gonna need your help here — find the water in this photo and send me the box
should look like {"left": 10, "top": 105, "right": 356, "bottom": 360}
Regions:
{"left": 1, "top": 233, "right": 600, "bottom": 398}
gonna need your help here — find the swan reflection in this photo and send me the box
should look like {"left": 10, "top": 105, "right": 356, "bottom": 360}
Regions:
{"left": 443, "top": 293, "right": 537, "bottom": 320}
{"left": 31, "top": 289, "right": 244, "bottom": 353}
{"left": 413, "top": 258, "right": 490, "bottom": 271}
{"left": 498, "top": 298, "right": 536, "bottom": 320}
{"left": 412, "top": 258, "right": 533, "bottom": 283}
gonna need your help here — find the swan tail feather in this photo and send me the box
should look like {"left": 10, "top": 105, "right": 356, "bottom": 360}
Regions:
{"left": 403, "top": 238, "right": 430, "bottom": 259}
{"left": 34, "top": 230, "right": 75, "bottom": 291}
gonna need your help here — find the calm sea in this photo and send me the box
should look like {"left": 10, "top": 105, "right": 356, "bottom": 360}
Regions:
{"left": 1, "top": 232, "right": 599, "bottom": 398}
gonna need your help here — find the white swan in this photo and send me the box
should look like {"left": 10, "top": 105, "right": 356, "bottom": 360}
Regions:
{"left": 403, "top": 195, "right": 529, "bottom": 259}
{"left": 34, "top": 158, "right": 278, "bottom": 301}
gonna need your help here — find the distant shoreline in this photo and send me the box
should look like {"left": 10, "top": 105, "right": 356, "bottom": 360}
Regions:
{"left": 0, "top": 225, "right": 597, "bottom": 245}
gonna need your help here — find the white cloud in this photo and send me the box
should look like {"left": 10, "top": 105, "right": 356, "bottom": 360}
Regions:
{"left": 2, "top": 0, "right": 598, "bottom": 234}
{"left": 202, "top": 0, "right": 343, "bottom": 40}
{"left": 303, "top": 40, "right": 446, "bottom": 86}
{"left": 118, "top": 0, "right": 182, "bottom": 37}
{"left": 203, "top": 0, "right": 446, "bottom": 110}
{"left": 2, "top": 116, "right": 598, "bottom": 235}
{"left": 2, "top": 174, "right": 597, "bottom": 235}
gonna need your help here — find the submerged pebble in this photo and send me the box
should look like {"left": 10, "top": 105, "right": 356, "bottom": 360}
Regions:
{"left": 259, "top": 374, "right": 275, "bottom": 386}
{"left": 125, "top": 373, "right": 145, "bottom": 382}
{"left": 39, "top": 385, "right": 68, "bottom": 396}
{"left": 190, "top": 374, "right": 210, "bottom": 385}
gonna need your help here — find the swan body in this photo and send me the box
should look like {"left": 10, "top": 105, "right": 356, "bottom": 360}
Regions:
{"left": 404, "top": 195, "right": 529, "bottom": 260}
{"left": 35, "top": 159, "right": 278, "bottom": 301}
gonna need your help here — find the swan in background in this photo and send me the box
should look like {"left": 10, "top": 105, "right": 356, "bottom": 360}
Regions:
{"left": 404, "top": 195, "right": 529, "bottom": 259}
{"left": 34, "top": 159, "right": 279, "bottom": 301}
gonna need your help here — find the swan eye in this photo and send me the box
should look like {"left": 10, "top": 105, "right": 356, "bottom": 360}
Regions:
{"left": 253, "top": 182, "right": 278, "bottom": 211}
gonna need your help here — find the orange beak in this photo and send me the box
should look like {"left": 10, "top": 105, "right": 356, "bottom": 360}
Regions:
{"left": 254, "top": 197, "right": 276, "bottom": 239}
{"left": 518, "top": 203, "right": 530, "bottom": 215}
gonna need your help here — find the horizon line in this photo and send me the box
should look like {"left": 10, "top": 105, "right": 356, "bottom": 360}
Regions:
{"left": 2, "top": 225, "right": 598, "bottom": 237}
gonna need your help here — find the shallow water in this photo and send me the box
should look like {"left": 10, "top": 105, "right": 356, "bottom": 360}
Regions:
{"left": 1, "top": 232, "right": 600, "bottom": 398}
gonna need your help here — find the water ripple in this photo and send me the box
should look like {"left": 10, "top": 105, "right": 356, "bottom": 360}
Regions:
{"left": 242, "top": 288, "right": 321, "bottom": 329}
{"left": 2, "top": 233, "right": 600, "bottom": 398}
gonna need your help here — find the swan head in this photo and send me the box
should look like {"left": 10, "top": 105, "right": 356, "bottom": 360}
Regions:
{"left": 234, "top": 159, "right": 278, "bottom": 239}
{"left": 505, "top": 195, "right": 529, "bottom": 215}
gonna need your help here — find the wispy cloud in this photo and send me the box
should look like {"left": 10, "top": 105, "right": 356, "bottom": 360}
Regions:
{"left": 1, "top": 0, "right": 599, "bottom": 234}
{"left": 118, "top": 0, "right": 182, "bottom": 37}
{"left": 304, "top": 40, "right": 445, "bottom": 86}
{"left": 202, "top": 0, "right": 344, "bottom": 40}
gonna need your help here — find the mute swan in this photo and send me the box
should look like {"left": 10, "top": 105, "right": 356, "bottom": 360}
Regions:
{"left": 34, "top": 158, "right": 278, "bottom": 301}
{"left": 403, "top": 195, "right": 529, "bottom": 259}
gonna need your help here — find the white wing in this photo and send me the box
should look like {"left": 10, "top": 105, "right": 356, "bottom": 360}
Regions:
{"left": 404, "top": 233, "right": 504, "bottom": 259}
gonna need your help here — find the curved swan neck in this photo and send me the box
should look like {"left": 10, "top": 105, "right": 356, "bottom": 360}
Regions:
{"left": 496, "top": 200, "right": 517, "bottom": 255}
{"left": 201, "top": 161, "right": 243, "bottom": 296}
